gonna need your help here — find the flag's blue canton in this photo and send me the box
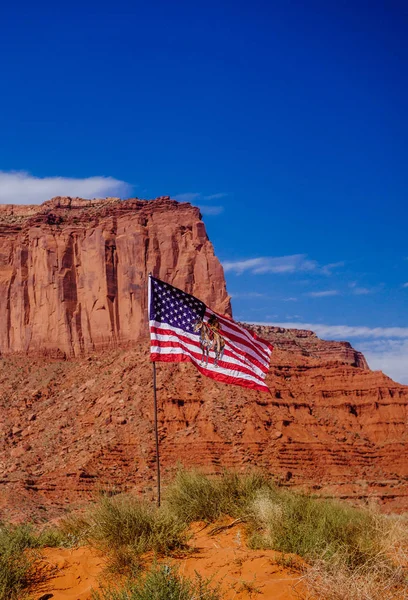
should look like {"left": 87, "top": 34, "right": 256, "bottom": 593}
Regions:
{"left": 150, "top": 277, "right": 206, "bottom": 334}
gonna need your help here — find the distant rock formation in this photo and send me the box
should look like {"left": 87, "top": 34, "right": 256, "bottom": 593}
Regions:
{"left": 246, "top": 325, "right": 369, "bottom": 369}
{"left": 0, "top": 197, "right": 231, "bottom": 356}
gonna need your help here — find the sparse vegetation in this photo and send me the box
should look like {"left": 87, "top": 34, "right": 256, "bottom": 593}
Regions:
{"left": 248, "top": 488, "right": 380, "bottom": 567}
{"left": 2, "top": 470, "right": 407, "bottom": 600}
{"left": 301, "top": 552, "right": 408, "bottom": 599}
{"left": 91, "top": 563, "right": 223, "bottom": 600}
{"left": 0, "top": 521, "right": 60, "bottom": 600}
{"left": 73, "top": 493, "right": 188, "bottom": 574}
{"left": 164, "top": 469, "right": 275, "bottom": 524}
{"left": 164, "top": 469, "right": 408, "bottom": 598}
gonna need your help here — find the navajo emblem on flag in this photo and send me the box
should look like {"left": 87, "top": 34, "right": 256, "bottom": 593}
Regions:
{"left": 149, "top": 276, "right": 273, "bottom": 392}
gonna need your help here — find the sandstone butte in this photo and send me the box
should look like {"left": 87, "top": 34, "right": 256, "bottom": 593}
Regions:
{"left": 0, "top": 196, "right": 407, "bottom": 522}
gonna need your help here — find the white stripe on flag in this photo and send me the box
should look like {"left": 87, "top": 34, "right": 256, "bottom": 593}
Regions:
{"left": 150, "top": 326, "right": 267, "bottom": 381}
{"left": 150, "top": 345, "right": 268, "bottom": 388}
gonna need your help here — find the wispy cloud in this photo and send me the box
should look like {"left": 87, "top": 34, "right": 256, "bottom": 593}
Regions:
{"left": 307, "top": 290, "right": 340, "bottom": 297}
{"left": 230, "top": 292, "right": 267, "bottom": 298}
{"left": 348, "top": 282, "right": 376, "bottom": 295}
{"left": 360, "top": 339, "right": 408, "bottom": 385}
{"left": 222, "top": 254, "right": 343, "bottom": 276}
{"left": 402, "top": 282, "right": 408, "bottom": 288}
{"left": 250, "top": 321, "right": 408, "bottom": 340}
{"left": 204, "top": 192, "right": 228, "bottom": 200}
{"left": 247, "top": 320, "right": 408, "bottom": 384}
{"left": 172, "top": 192, "right": 201, "bottom": 202}
{"left": 172, "top": 191, "right": 227, "bottom": 215}
{"left": 0, "top": 171, "right": 132, "bottom": 204}
{"left": 198, "top": 205, "right": 224, "bottom": 216}
{"left": 321, "top": 261, "right": 345, "bottom": 275}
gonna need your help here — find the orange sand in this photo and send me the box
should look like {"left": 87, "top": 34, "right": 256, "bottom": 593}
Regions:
{"left": 37, "top": 546, "right": 105, "bottom": 600}
{"left": 36, "top": 524, "right": 304, "bottom": 600}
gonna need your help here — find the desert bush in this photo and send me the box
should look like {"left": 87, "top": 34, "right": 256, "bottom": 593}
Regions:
{"left": 0, "top": 522, "right": 42, "bottom": 600}
{"left": 56, "top": 512, "right": 96, "bottom": 547}
{"left": 301, "top": 554, "right": 408, "bottom": 600}
{"left": 164, "top": 469, "right": 275, "bottom": 524}
{"left": 248, "top": 488, "right": 381, "bottom": 568}
{"left": 84, "top": 494, "right": 188, "bottom": 573}
{"left": 91, "top": 562, "right": 223, "bottom": 600}
{"left": 165, "top": 469, "right": 383, "bottom": 568}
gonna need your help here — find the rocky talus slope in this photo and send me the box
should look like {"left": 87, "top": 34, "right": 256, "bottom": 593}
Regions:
{"left": 0, "top": 196, "right": 230, "bottom": 356}
{"left": 0, "top": 328, "right": 407, "bottom": 521}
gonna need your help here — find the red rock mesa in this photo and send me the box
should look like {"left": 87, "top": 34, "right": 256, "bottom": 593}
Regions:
{"left": 0, "top": 197, "right": 407, "bottom": 520}
{"left": 0, "top": 197, "right": 231, "bottom": 357}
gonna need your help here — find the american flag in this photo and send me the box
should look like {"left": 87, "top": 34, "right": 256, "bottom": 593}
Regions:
{"left": 149, "top": 276, "right": 272, "bottom": 392}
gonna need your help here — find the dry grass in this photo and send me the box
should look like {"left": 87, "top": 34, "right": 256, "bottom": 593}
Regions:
{"left": 299, "top": 512, "right": 408, "bottom": 599}
{"left": 0, "top": 521, "right": 60, "bottom": 600}
{"left": 73, "top": 493, "right": 189, "bottom": 574}
{"left": 164, "top": 470, "right": 408, "bottom": 599}
{"left": 248, "top": 488, "right": 381, "bottom": 568}
{"left": 91, "top": 562, "right": 223, "bottom": 600}
{"left": 2, "top": 470, "right": 407, "bottom": 599}
{"left": 164, "top": 469, "right": 275, "bottom": 524}
{"left": 300, "top": 557, "right": 408, "bottom": 600}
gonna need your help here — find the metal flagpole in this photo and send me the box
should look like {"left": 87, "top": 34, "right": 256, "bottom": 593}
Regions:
{"left": 148, "top": 273, "right": 161, "bottom": 507}
{"left": 152, "top": 361, "right": 161, "bottom": 507}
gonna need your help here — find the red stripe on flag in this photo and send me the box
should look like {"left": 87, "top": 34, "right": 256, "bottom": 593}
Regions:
{"left": 204, "top": 321, "right": 271, "bottom": 371}
{"left": 150, "top": 324, "right": 269, "bottom": 375}
{"left": 208, "top": 309, "right": 273, "bottom": 352}
{"left": 148, "top": 276, "right": 272, "bottom": 392}
{"left": 206, "top": 310, "right": 272, "bottom": 364}
{"left": 150, "top": 352, "right": 270, "bottom": 393}
{"left": 150, "top": 338, "right": 267, "bottom": 383}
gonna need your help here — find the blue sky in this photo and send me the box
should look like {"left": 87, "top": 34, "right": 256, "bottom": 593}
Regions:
{"left": 0, "top": 0, "right": 407, "bottom": 382}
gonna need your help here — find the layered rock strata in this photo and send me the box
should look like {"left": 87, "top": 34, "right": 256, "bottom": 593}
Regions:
{"left": 0, "top": 331, "right": 407, "bottom": 522}
{"left": 0, "top": 197, "right": 231, "bottom": 357}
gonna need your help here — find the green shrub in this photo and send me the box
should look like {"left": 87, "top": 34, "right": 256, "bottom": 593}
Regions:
{"left": 91, "top": 563, "right": 223, "bottom": 600}
{"left": 163, "top": 468, "right": 389, "bottom": 570}
{"left": 0, "top": 522, "right": 40, "bottom": 600}
{"left": 248, "top": 488, "right": 382, "bottom": 568}
{"left": 164, "top": 469, "right": 275, "bottom": 524}
{"left": 85, "top": 494, "right": 188, "bottom": 573}
{"left": 0, "top": 517, "right": 87, "bottom": 600}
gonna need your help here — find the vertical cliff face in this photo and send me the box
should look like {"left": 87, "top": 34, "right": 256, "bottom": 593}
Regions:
{"left": 0, "top": 197, "right": 231, "bottom": 356}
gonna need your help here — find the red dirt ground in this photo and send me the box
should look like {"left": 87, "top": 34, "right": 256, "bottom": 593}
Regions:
{"left": 36, "top": 523, "right": 305, "bottom": 600}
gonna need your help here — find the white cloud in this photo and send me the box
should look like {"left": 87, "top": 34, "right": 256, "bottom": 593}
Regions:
{"left": 360, "top": 339, "right": 408, "bottom": 385}
{"left": 321, "top": 261, "right": 345, "bottom": 275}
{"left": 223, "top": 254, "right": 320, "bottom": 275}
{"left": 173, "top": 191, "right": 228, "bottom": 202}
{"left": 253, "top": 322, "right": 408, "bottom": 339}
{"left": 348, "top": 282, "right": 376, "bottom": 295}
{"left": 248, "top": 320, "right": 408, "bottom": 385}
{"left": 172, "top": 192, "right": 201, "bottom": 202}
{"left": 223, "top": 254, "right": 345, "bottom": 276}
{"left": 198, "top": 205, "right": 224, "bottom": 216}
{"left": 307, "top": 290, "right": 339, "bottom": 297}
{"left": 204, "top": 192, "right": 228, "bottom": 200}
{"left": 0, "top": 171, "right": 132, "bottom": 204}
{"left": 230, "top": 292, "right": 266, "bottom": 298}
{"left": 172, "top": 192, "right": 227, "bottom": 215}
